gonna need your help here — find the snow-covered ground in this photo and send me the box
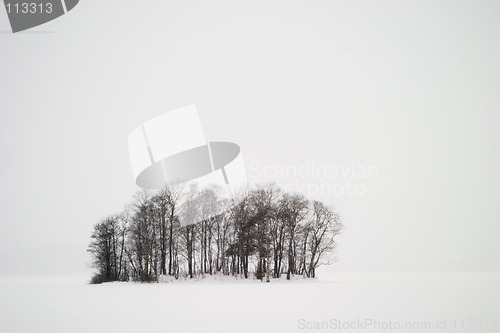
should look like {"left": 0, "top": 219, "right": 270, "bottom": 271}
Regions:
{"left": 1, "top": 272, "right": 499, "bottom": 333}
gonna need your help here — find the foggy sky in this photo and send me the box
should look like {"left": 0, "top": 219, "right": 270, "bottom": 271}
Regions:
{"left": 0, "top": 0, "right": 499, "bottom": 276}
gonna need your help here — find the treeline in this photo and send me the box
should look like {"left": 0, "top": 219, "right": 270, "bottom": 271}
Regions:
{"left": 87, "top": 184, "right": 343, "bottom": 284}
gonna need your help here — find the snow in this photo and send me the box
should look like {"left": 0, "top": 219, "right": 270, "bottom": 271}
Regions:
{"left": 0, "top": 272, "right": 499, "bottom": 333}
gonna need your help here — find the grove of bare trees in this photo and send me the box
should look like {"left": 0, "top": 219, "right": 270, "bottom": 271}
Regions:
{"left": 88, "top": 184, "right": 343, "bottom": 284}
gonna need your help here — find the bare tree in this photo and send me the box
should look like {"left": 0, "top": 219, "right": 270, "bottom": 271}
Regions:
{"left": 127, "top": 190, "right": 158, "bottom": 282}
{"left": 279, "top": 193, "right": 309, "bottom": 280}
{"left": 306, "top": 201, "right": 343, "bottom": 278}
{"left": 88, "top": 215, "right": 126, "bottom": 283}
{"left": 249, "top": 185, "right": 279, "bottom": 281}
{"left": 180, "top": 184, "right": 200, "bottom": 279}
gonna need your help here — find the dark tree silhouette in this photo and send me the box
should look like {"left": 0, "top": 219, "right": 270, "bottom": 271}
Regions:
{"left": 88, "top": 184, "right": 343, "bottom": 284}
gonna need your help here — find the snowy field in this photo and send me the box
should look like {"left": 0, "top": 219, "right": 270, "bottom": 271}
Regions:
{"left": 1, "top": 272, "right": 499, "bottom": 333}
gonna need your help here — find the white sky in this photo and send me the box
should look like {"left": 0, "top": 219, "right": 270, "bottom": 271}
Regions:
{"left": 0, "top": 0, "right": 499, "bottom": 276}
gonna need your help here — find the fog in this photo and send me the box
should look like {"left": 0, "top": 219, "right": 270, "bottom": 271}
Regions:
{"left": 0, "top": 0, "right": 499, "bottom": 277}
